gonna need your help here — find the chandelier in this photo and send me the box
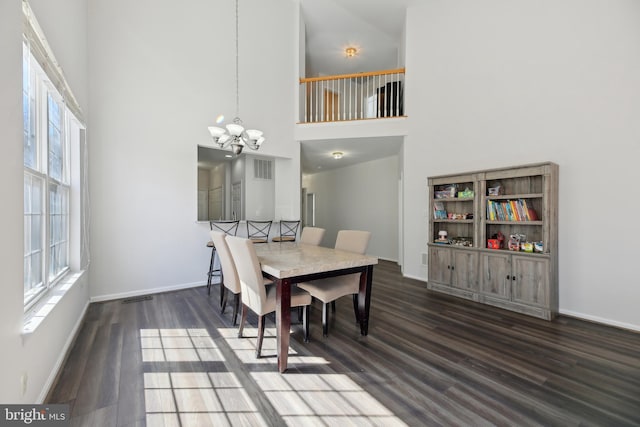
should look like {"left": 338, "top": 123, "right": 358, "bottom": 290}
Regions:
{"left": 208, "top": 0, "right": 265, "bottom": 155}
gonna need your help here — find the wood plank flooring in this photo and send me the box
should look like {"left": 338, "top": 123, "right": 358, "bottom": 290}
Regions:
{"left": 46, "top": 260, "right": 640, "bottom": 426}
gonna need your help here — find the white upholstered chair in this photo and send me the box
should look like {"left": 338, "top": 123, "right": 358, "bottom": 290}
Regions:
{"left": 210, "top": 231, "right": 242, "bottom": 325}
{"left": 298, "top": 230, "right": 371, "bottom": 337}
{"left": 206, "top": 220, "right": 239, "bottom": 300}
{"left": 226, "top": 235, "right": 312, "bottom": 357}
{"left": 299, "top": 226, "right": 326, "bottom": 246}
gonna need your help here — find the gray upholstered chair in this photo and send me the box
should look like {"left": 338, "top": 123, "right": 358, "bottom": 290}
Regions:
{"left": 272, "top": 220, "right": 301, "bottom": 242}
{"left": 226, "top": 235, "right": 312, "bottom": 357}
{"left": 298, "top": 230, "right": 371, "bottom": 337}
{"left": 299, "top": 226, "right": 325, "bottom": 246}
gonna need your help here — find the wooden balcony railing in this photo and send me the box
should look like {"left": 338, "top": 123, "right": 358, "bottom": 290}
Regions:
{"left": 299, "top": 68, "right": 405, "bottom": 123}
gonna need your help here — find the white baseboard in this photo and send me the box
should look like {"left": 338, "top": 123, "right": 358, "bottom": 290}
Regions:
{"left": 37, "top": 299, "right": 90, "bottom": 403}
{"left": 559, "top": 309, "right": 640, "bottom": 333}
{"left": 401, "top": 273, "right": 639, "bottom": 332}
{"left": 402, "top": 272, "right": 427, "bottom": 283}
{"left": 90, "top": 280, "right": 206, "bottom": 303}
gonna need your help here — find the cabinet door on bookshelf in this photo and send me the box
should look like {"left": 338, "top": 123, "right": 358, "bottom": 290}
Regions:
{"left": 428, "top": 246, "right": 451, "bottom": 284}
{"left": 512, "top": 256, "right": 549, "bottom": 307}
{"left": 479, "top": 252, "right": 511, "bottom": 300}
{"left": 451, "top": 249, "right": 478, "bottom": 291}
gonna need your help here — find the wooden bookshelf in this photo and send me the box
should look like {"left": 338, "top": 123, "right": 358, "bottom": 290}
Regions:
{"left": 427, "top": 162, "right": 558, "bottom": 320}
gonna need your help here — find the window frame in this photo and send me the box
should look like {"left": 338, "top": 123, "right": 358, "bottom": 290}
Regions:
{"left": 23, "top": 42, "right": 72, "bottom": 310}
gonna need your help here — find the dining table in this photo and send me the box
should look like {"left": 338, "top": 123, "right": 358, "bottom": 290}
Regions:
{"left": 254, "top": 241, "right": 378, "bottom": 373}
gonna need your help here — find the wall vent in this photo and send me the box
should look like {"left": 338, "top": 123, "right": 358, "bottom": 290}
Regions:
{"left": 254, "top": 159, "right": 273, "bottom": 180}
{"left": 122, "top": 295, "right": 153, "bottom": 304}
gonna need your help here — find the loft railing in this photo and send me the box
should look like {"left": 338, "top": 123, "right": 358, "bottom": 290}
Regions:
{"left": 299, "top": 68, "right": 405, "bottom": 123}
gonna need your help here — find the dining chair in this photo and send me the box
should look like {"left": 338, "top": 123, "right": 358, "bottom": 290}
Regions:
{"left": 298, "top": 230, "right": 371, "bottom": 337}
{"left": 272, "top": 220, "right": 301, "bottom": 242}
{"left": 226, "top": 235, "right": 312, "bottom": 357}
{"left": 206, "top": 220, "right": 240, "bottom": 300}
{"left": 299, "top": 226, "right": 325, "bottom": 246}
{"left": 209, "top": 231, "right": 242, "bottom": 325}
{"left": 246, "top": 220, "right": 272, "bottom": 243}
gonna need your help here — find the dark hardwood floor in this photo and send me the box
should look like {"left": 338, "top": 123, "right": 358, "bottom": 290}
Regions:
{"left": 47, "top": 260, "right": 640, "bottom": 426}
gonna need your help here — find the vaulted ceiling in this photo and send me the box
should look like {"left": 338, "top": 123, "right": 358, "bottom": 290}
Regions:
{"left": 300, "top": 0, "right": 412, "bottom": 173}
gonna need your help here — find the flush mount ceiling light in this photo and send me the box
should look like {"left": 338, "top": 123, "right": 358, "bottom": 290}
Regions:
{"left": 345, "top": 47, "right": 357, "bottom": 58}
{"left": 332, "top": 151, "right": 344, "bottom": 159}
{"left": 207, "top": 0, "right": 265, "bottom": 155}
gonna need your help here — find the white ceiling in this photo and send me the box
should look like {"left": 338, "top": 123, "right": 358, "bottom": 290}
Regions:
{"left": 301, "top": 0, "right": 412, "bottom": 77}
{"left": 301, "top": 136, "right": 403, "bottom": 175}
{"left": 299, "top": 0, "right": 411, "bottom": 174}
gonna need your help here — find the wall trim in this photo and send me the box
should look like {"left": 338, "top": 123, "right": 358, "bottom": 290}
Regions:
{"left": 403, "top": 272, "right": 427, "bottom": 283}
{"left": 559, "top": 309, "right": 640, "bottom": 333}
{"left": 90, "top": 281, "right": 206, "bottom": 303}
{"left": 405, "top": 274, "right": 639, "bottom": 332}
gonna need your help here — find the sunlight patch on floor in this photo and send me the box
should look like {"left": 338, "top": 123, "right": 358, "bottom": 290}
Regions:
{"left": 140, "top": 328, "right": 225, "bottom": 362}
{"left": 141, "top": 328, "right": 268, "bottom": 427}
{"left": 219, "top": 327, "right": 408, "bottom": 426}
{"left": 217, "top": 325, "right": 330, "bottom": 366}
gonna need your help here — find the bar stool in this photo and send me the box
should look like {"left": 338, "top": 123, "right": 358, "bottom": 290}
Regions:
{"left": 246, "top": 220, "right": 272, "bottom": 243}
{"left": 272, "top": 220, "right": 301, "bottom": 242}
{"left": 206, "top": 220, "right": 239, "bottom": 303}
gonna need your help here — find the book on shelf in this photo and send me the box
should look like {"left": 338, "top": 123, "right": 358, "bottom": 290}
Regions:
{"left": 433, "top": 201, "right": 447, "bottom": 219}
{"left": 486, "top": 199, "right": 538, "bottom": 222}
{"left": 510, "top": 200, "right": 521, "bottom": 221}
{"left": 487, "top": 201, "right": 496, "bottom": 221}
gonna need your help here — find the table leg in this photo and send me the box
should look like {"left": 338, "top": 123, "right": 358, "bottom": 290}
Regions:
{"left": 276, "top": 278, "right": 291, "bottom": 372}
{"left": 358, "top": 265, "right": 374, "bottom": 335}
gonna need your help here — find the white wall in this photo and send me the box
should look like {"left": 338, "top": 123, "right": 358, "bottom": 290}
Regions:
{"left": 302, "top": 156, "right": 399, "bottom": 260}
{"left": 87, "top": 0, "right": 299, "bottom": 300}
{"left": 403, "top": 0, "right": 640, "bottom": 330}
{"left": 0, "top": 0, "right": 90, "bottom": 403}
{"left": 275, "top": 155, "right": 301, "bottom": 221}
{"left": 244, "top": 154, "right": 275, "bottom": 220}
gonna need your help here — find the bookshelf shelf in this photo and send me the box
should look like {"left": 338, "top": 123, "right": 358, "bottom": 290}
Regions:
{"left": 486, "top": 220, "right": 543, "bottom": 225}
{"left": 487, "top": 193, "right": 543, "bottom": 200}
{"left": 433, "top": 219, "right": 474, "bottom": 224}
{"left": 427, "top": 162, "right": 558, "bottom": 320}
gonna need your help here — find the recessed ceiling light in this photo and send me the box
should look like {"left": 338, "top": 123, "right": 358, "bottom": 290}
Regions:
{"left": 332, "top": 151, "right": 344, "bottom": 159}
{"left": 225, "top": 154, "right": 233, "bottom": 158}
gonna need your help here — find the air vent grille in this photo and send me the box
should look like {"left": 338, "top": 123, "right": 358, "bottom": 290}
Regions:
{"left": 254, "top": 159, "right": 273, "bottom": 180}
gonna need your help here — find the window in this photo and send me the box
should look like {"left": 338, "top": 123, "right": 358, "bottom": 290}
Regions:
{"left": 23, "top": 42, "right": 72, "bottom": 308}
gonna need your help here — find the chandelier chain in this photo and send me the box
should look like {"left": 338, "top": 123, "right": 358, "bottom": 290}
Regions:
{"left": 235, "top": 0, "right": 240, "bottom": 120}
